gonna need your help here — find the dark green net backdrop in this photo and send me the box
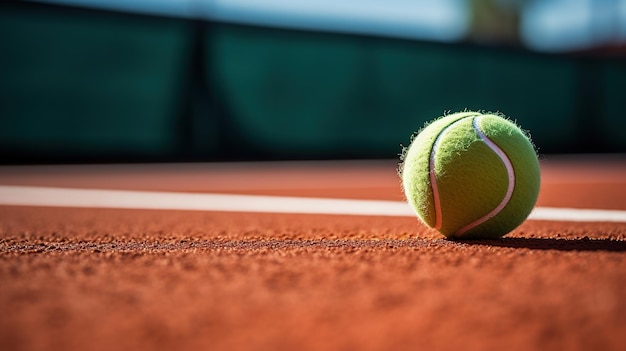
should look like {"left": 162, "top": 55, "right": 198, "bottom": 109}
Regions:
{"left": 1, "top": 3, "right": 625, "bottom": 163}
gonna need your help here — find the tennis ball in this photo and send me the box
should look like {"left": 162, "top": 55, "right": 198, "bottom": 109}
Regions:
{"left": 400, "top": 111, "right": 540, "bottom": 239}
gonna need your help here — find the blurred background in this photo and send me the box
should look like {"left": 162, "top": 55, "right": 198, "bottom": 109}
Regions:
{"left": 1, "top": 0, "right": 625, "bottom": 164}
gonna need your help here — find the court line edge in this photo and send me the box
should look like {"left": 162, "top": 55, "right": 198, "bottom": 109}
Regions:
{"left": 0, "top": 185, "right": 625, "bottom": 223}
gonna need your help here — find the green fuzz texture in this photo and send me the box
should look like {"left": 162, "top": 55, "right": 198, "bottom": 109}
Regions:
{"left": 400, "top": 111, "right": 540, "bottom": 239}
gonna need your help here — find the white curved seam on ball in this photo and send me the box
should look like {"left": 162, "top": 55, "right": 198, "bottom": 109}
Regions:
{"left": 429, "top": 140, "right": 443, "bottom": 229}
{"left": 454, "top": 116, "right": 516, "bottom": 236}
{"left": 429, "top": 116, "right": 474, "bottom": 230}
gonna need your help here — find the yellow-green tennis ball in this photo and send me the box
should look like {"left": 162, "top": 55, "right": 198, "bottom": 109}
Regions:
{"left": 400, "top": 111, "right": 540, "bottom": 239}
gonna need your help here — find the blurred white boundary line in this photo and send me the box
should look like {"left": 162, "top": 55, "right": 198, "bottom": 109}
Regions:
{"left": 0, "top": 185, "right": 412, "bottom": 217}
{"left": 1, "top": 185, "right": 626, "bottom": 223}
{"left": 527, "top": 207, "right": 626, "bottom": 223}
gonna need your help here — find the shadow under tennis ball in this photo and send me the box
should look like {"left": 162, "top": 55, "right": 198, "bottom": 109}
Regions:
{"left": 461, "top": 237, "right": 626, "bottom": 252}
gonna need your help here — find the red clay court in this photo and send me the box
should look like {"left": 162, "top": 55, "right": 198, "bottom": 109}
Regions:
{"left": 1, "top": 156, "right": 625, "bottom": 351}
{"left": 2, "top": 3, "right": 626, "bottom": 350}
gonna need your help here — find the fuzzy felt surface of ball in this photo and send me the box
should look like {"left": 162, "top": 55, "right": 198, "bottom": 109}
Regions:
{"left": 400, "top": 111, "right": 540, "bottom": 239}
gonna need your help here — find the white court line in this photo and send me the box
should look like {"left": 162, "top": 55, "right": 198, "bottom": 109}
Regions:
{"left": 0, "top": 185, "right": 412, "bottom": 217}
{"left": 0, "top": 185, "right": 625, "bottom": 223}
